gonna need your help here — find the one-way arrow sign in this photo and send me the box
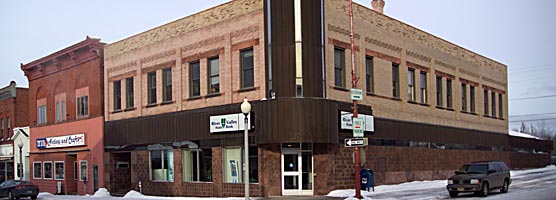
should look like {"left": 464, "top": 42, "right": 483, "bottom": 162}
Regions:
{"left": 344, "top": 138, "right": 368, "bottom": 147}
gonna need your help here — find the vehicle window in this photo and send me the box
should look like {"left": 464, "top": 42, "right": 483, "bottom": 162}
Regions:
{"left": 496, "top": 162, "right": 508, "bottom": 171}
{"left": 459, "top": 164, "right": 488, "bottom": 174}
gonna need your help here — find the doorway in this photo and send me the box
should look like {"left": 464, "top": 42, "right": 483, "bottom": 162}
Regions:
{"left": 281, "top": 143, "right": 313, "bottom": 195}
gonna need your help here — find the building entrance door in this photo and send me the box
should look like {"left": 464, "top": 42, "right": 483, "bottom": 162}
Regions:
{"left": 281, "top": 143, "right": 313, "bottom": 195}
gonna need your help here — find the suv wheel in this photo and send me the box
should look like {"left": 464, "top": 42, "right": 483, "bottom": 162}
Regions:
{"left": 501, "top": 179, "right": 509, "bottom": 193}
{"left": 449, "top": 191, "right": 458, "bottom": 197}
{"left": 478, "top": 182, "right": 489, "bottom": 197}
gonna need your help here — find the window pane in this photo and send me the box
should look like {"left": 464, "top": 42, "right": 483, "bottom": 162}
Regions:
{"left": 420, "top": 72, "right": 427, "bottom": 103}
{"left": 446, "top": 79, "right": 452, "bottom": 108}
{"left": 461, "top": 84, "right": 467, "bottom": 111}
{"left": 249, "top": 146, "right": 258, "bottom": 183}
{"left": 366, "top": 57, "right": 374, "bottom": 93}
{"left": 499, "top": 93, "right": 503, "bottom": 118}
{"left": 223, "top": 148, "right": 242, "bottom": 183}
{"left": 190, "top": 62, "right": 200, "bottom": 97}
{"left": 392, "top": 64, "right": 399, "bottom": 98}
{"left": 151, "top": 150, "right": 162, "bottom": 180}
{"left": 334, "top": 48, "right": 345, "bottom": 87}
{"left": 80, "top": 161, "right": 88, "bottom": 181}
{"left": 484, "top": 90, "right": 489, "bottom": 115}
{"left": 436, "top": 76, "right": 442, "bottom": 106}
{"left": 33, "top": 163, "right": 42, "bottom": 179}
{"left": 126, "top": 77, "right": 134, "bottom": 108}
{"left": 208, "top": 57, "right": 220, "bottom": 94}
{"left": 148, "top": 72, "right": 157, "bottom": 104}
{"left": 56, "top": 102, "right": 60, "bottom": 122}
{"left": 163, "top": 68, "right": 172, "bottom": 102}
{"left": 61, "top": 101, "right": 66, "bottom": 121}
{"left": 492, "top": 92, "right": 496, "bottom": 117}
{"left": 470, "top": 86, "right": 475, "bottom": 113}
{"left": 114, "top": 81, "right": 121, "bottom": 110}
{"left": 44, "top": 162, "right": 52, "bottom": 179}
{"left": 241, "top": 48, "right": 254, "bottom": 88}
{"left": 408, "top": 69, "right": 414, "bottom": 101}
{"left": 55, "top": 162, "right": 64, "bottom": 180}
{"left": 183, "top": 150, "right": 193, "bottom": 181}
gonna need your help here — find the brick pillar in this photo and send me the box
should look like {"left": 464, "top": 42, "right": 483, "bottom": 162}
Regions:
{"left": 371, "top": 0, "right": 385, "bottom": 14}
{"left": 212, "top": 147, "right": 223, "bottom": 197}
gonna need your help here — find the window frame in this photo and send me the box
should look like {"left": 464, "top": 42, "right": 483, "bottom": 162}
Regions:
{"left": 162, "top": 67, "right": 173, "bottom": 102}
{"left": 392, "top": 63, "right": 400, "bottom": 98}
{"left": 334, "top": 47, "right": 346, "bottom": 88}
{"left": 484, "top": 89, "right": 489, "bottom": 115}
{"left": 76, "top": 95, "right": 89, "bottom": 118}
{"left": 470, "top": 85, "right": 475, "bottom": 113}
{"left": 43, "top": 161, "right": 53, "bottom": 179}
{"left": 207, "top": 56, "right": 220, "bottom": 95}
{"left": 461, "top": 83, "right": 467, "bottom": 111}
{"left": 436, "top": 76, "right": 443, "bottom": 107}
{"left": 240, "top": 48, "right": 255, "bottom": 89}
{"left": 54, "top": 161, "right": 64, "bottom": 180}
{"left": 498, "top": 93, "right": 503, "bottom": 118}
{"left": 182, "top": 148, "right": 213, "bottom": 183}
{"left": 80, "top": 160, "right": 88, "bottom": 181}
{"left": 126, "top": 77, "right": 134, "bottom": 108}
{"left": 37, "top": 105, "right": 47, "bottom": 125}
{"left": 149, "top": 149, "right": 174, "bottom": 182}
{"left": 492, "top": 91, "right": 497, "bottom": 117}
{"left": 189, "top": 61, "right": 201, "bottom": 98}
{"left": 420, "top": 72, "right": 427, "bottom": 104}
{"left": 446, "top": 79, "right": 453, "bottom": 108}
{"left": 365, "top": 56, "right": 374, "bottom": 94}
{"left": 147, "top": 71, "right": 157, "bottom": 105}
{"left": 408, "top": 69, "right": 415, "bottom": 101}
{"left": 113, "top": 80, "right": 122, "bottom": 111}
{"left": 33, "top": 162, "right": 42, "bottom": 179}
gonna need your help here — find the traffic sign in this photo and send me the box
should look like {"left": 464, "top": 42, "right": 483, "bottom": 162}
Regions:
{"left": 345, "top": 138, "right": 368, "bottom": 147}
{"left": 352, "top": 117, "right": 364, "bottom": 137}
{"left": 351, "top": 88, "right": 363, "bottom": 101}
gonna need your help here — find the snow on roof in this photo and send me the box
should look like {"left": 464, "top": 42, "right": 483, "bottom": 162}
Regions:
{"left": 509, "top": 130, "right": 542, "bottom": 140}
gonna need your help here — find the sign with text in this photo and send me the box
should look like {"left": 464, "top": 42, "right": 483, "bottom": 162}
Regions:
{"left": 36, "top": 133, "right": 85, "bottom": 149}
{"left": 350, "top": 88, "right": 363, "bottom": 101}
{"left": 352, "top": 117, "right": 365, "bottom": 137}
{"left": 210, "top": 113, "right": 251, "bottom": 133}
{"left": 344, "top": 138, "right": 368, "bottom": 147}
{"left": 340, "top": 111, "right": 375, "bottom": 132}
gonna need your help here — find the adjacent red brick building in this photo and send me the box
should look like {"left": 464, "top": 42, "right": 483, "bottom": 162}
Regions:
{"left": 0, "top": 81, "right": 29, "bottom": 182}
{"left": 21, "top": 37, "right": 105, "bottom": 195}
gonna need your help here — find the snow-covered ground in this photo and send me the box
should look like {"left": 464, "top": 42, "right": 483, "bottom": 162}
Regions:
{"left": 26, "top": 165, "right": 556, "bottom": 200}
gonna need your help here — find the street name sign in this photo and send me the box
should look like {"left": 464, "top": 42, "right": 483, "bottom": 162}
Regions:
{"left": 350, "top": 88, "right": 363, "bottom": 101}
{"left": 352, "top": 117, "right": 364, "bottom": 137}
{"left": 344, "top": 138, "right": 368, "bottom": 147}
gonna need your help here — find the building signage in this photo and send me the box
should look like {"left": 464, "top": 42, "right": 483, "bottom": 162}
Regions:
{"left": 350, "top": 88, "right": 363, "bottom": 101}
{"left": 340, "top": 111, "right": 374, "bottom": 132}
{"left": 352, "top": 117, "right": 365, "bottom": 137}
{"left": 344, "top": 138, "right": 368, "bottom": 147}
{"left": 36, "top": 133, "right": 85, "bottom": 149}
{"left": 210, "top": 113, "right": 251, "bottom": 133}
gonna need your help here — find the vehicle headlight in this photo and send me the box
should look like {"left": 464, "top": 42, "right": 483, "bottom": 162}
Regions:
{"left": 470, "top": 179, "right": 480, "bottom": 184}
{"left": 447, "top": 180, "right": 454, "bottom": 184}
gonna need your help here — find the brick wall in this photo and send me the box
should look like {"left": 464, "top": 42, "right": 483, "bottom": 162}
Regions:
{"left": 15, "top": 88, "right": 29, "bottom": 128}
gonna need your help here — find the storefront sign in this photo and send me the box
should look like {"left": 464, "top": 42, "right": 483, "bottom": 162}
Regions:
{"left": 0, "top": 144, "right": 13, "bottom": 158}
{"left": 210, "top": 113, "right": 251, "bottom": 133}
{"left": 36, "top": 133, "right": 85, "bottom": 149}
{"left": 340, "top": 111, "right": 374, "bottom": 132}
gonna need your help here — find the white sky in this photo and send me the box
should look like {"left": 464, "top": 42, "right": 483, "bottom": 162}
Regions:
{"left": 1, "top": 0, "right": 555, "bottom": 133}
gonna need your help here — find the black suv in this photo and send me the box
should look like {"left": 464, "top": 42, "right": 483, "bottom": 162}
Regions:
{"left": 446, "top": 161, "right": 511, "bottom": 197}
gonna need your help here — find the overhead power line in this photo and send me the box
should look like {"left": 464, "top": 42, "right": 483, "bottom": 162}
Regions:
{"left": 509, "top": 112, "right": 556, "bottom": 118}
{"left": 509, "top": 95, "right": 556, "bottom": 101}
{"left": 509, "top": 117, "right": 556, "bottom": 123}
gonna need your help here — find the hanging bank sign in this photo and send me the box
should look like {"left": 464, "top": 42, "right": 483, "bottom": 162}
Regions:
{"left": 340, "top": 111, "right": 374, "bottom": 132}
{"left": 36, "top": 133, "right": 85, "bottom": 149}
{"left": 210, "top": 113, "right": 252, "bottom": 133}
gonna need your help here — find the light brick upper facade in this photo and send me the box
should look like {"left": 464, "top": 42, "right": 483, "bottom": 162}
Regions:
{"left": 104, "top": 0, "right": 265, "bottom": 121}
{"left": 324, "top": 0, "right": 508, "bottom": 133}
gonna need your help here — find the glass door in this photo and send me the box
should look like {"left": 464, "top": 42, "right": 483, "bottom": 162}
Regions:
{"left": 281, "top": 143, "right": 313, "bottom": 195}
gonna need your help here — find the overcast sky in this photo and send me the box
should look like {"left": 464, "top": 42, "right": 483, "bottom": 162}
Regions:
{"left": 1, "top": 0, "right": 555, "bottom": 133}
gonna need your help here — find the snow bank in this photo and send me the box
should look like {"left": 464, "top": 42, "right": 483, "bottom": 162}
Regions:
{"left": 509, "top": 130, "right": 542, "bottom": 140}
{"left": 93, "top": 188, "right": 112, "bottom": 197}
{"left": 123, "top": 190, "right": 146, "bottom": 198}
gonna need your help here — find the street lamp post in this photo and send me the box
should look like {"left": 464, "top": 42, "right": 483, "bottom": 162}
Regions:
{"left": 240, "top": 97, "right": 251, "bottom": 200}
{"left": 17, "top": 140, "right": 23, "bottom": 180}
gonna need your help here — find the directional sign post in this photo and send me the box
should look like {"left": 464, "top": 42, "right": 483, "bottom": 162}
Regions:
{"left": 345, "top": 138, "right": 368, "bottom": 147}
{"left": 352, "top": 117, "right": 364, "bottom": 137}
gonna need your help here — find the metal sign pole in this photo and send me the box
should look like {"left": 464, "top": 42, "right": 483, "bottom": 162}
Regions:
{"left": 349, "top": 0, "right": 362, "bottom": 199}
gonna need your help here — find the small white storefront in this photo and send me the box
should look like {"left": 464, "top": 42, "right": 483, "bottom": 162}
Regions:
{"left": 0, "top": 143, "right": 14, "bottom": 182}
{"left": 12, "top": 127, "right": 30, "bottom": 180}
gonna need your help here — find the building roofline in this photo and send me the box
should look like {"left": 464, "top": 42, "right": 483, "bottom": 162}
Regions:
{"left": 353, "top": 2, "right": 506, "bottom": 68}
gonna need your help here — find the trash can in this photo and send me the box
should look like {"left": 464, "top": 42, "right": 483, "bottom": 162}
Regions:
{"left": 360, "top": 169, "right": 375, "bottom": 192}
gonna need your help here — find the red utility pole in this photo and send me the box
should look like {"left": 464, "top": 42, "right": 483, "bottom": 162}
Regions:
{"left": 349, "top": 0, "right": 363, "bottom": 199}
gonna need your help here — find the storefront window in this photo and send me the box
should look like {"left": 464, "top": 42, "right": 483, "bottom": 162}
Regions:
{"left": 33, "top": 162, "right": 42, "bottom": 179}
{"left": 0, "top": 162, "right": 5, "bottom": 182}
{"left": 182, "top": 148, "right": 212, "bottom": 182}
{"left": 55, "top": 162, "right": 64, "bottom": 180}
{"left": 6, "top": 162, "right": 13, "bottom": 180}
{"left": 150, "top": 150, "right": 174, "bottom": 181}
{"left": 80, "top": 160, "right": 88, "bottom": 181}
{"left": 223, "top": 147, "right": 258, "bottom": 183}
{"left": 43, "top": 162, "right": 53, "bottom": 179}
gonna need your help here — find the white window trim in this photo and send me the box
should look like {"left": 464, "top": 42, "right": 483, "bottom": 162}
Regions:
{"left": 54, "top": 161, "right": 65, "bottom": 180}
{"left": 33, "top": 161, "right": 42, "bottom": 179}
{"left": 79, "top": 160, "right": 88, "bottom": 181}
{"left": 43, "top": 161, "right": 53, "bottom": 180}
{"left": 149, "top": 150, "right": 174, "bottom": 182}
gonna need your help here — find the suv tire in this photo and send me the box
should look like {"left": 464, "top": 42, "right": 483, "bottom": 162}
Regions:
{"left": 476, "top": 182, "right": 489, "bottom": 197}
{"left": 501, "top": 179, "right": 509, "bottom": 193}
{"left": 449, "top": 191, "right": 458, "bottom": 197}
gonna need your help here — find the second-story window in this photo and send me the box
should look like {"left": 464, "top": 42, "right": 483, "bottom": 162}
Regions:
{"left": 408, "top": 69, "right": 415, "bottom": 101}
{"left": 470, "top": 85, "right": 475, "bottom": 113}
{"left": 392, "top": 63, "right": 400, "bottom": 98}
{"left": 446, "top": 79, "right": 453, "bottom": 108}
{"left": 365, "top": 56, "right": 374, "bottom": 94}
{"left": 113, "top": 80, "right": 122, "bottom": 110}
{"left": 334, "top": 48, "right": 346, "bottom": 88}
{"left": 420, "top": 72, "right": 427, "bottom": 104}
{"left": 499, "top": 93, "right": 503, "bottom": 118}
{"left": 6, "top": 118, "right": 9, "bottom": 139}
{"left": 484, "top": 89, "right": 489, "bottom": 115}
{"left": 126, "top": 77, "right": 134, "bottom": 108}
{"left": 208, "top": 57, "right": 220, "bottom": 94}
{"left": 37, "top": 105, "right": 47, "bottom": 125}
{"left": 491, "top": 91, "right": 496, "bottom": 117}
{"left": 0, "top": 119, "right": 3, "bottom": 140}
{"left": 436, "top": 76, "right": 442, "bottom": 107}
{"left": 77, "top": 96, "right": 89, "bottom": 118}
{"left": 461, "top": 83, "right": 467, "bottom": 111}
{"left": 190, "top": 61, "right": 201, "bottom": 97}
{"left": 163, "top": 68, "right": 172, "bottom": 102}
{"left": 240, "top": 48, "right": 254, "bottom": 89}
{"left": 147, "top": 72, "right": 157, "bottom": 105}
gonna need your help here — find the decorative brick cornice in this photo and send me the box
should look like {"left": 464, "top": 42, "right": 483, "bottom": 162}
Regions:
{"left": 435, "top": 70, "right": 455, "bottom": 80}
{"left": 327, "top": 24, "right": 361, "bottom": 39}
{"left": 328, "top": 38, "right": 360, "bottom": 52}
{"left": 365, "top": 48, "right": 400, "bottom": 64}
{"left": 181, "top": 35, "right": 226, "bottom": 53}
{"left": 406, "top": 61, "right": 430, "bottom": 73}
{"left": 230, "top": 25, "right": 260, "bottom": 39}
{"left": 141, "top": 60, "right": 176, "bottom": 74}
{"left": 108, "top": 71, "right": 137, "bottom": 83}
{"left": 364, "top": 37, "right": 401, "bottom": 53}
{"left": 459, "top": 68, "right": 480, "bottom": 78}
{"left": 482, "top": 76, "right": 505, "bottom": 87}
{"left": 141, "top": 49, "right": 176, "bottom": 64}
{"left": 434, "top": 60, "right": 456, "bottom": 71}
{"left": 182, "top": 47, "right": 225, "bottom": 64}
{"left": 406, "top": 50, "right": 431, "bottom": 63}
{"left": 231, "top": 38, "right": 260, "bottom": 51}
{"left": 107, "top": 61, "right": 137, "bottom": 74}
{"left": 459, "top": 77, "right": 479, "bottom": 87}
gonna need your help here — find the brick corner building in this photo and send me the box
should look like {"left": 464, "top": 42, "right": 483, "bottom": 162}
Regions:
{"left": 103, "top": 0, "right": 552, "bottom": 197}
{"left": 21, "top": 37, "right": 105, "bottom": 195}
